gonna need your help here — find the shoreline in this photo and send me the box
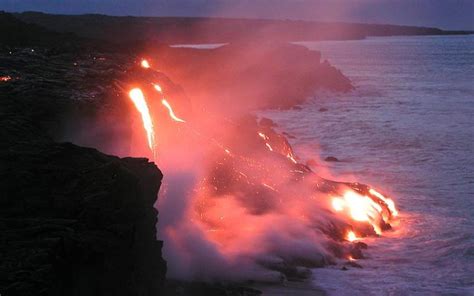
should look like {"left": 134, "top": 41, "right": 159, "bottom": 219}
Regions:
{"left": 0, "top": 12, "right": 409, "bottom": 295}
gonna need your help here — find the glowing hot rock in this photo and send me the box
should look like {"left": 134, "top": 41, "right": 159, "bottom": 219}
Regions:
{"left": 162, "top": 99, "right": 186, "bottom": 123}
{"left": 331, "top": 190, "right": 395, "bottom": 235}
{"left": 129, "top": 88, "right": 156, "bottom": 151}
{"left": 347, "top": 231, "right": 358, "bottom": 242}
{"left": 141, "top": 59, "right": 151, "bottom": 69}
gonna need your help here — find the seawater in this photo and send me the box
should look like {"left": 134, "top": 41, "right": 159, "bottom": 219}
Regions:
{"left": 263, "top": 35, "right": 474, "bottom": 295}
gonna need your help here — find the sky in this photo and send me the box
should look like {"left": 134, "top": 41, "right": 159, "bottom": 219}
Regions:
{"left": 1, "top": 0, "right": 473, "bottom": 30}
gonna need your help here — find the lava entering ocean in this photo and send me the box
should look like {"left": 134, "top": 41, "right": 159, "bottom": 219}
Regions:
{"left": 125, "top": 58, "right": 399, "bottom": 281}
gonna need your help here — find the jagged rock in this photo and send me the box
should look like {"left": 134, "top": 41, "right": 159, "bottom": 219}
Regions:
{"left": 324, "top": 156, "right": 339, "bottom": 162}
{"left": 152, "top": 42, "right": 354, "bottom": 111}
{"left": 345, "top": 261, "right": 363, "bottom": 269}
{"left": 259, "top": 117, "right": 278, "bottom": 128}
{"left": 0, "top": 140, "right": 166, "bottom": 296}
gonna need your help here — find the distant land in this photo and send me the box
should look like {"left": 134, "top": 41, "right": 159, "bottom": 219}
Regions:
{"left": 10, "top": 11, "right": 474, "bottom": 45}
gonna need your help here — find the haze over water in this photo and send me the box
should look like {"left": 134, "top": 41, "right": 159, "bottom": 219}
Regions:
{"left": 264, "top": 35, "right": 474, "bottom": 295}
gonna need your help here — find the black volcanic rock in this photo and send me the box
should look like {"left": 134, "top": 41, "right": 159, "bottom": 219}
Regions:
{"left": 0, "top": 140, "right": 166, "bottom": 296}
{"left": 324, "top": 156, "right": 339, "bottom": 162}
{"left": 0, "top": 40, "right": 166, "bottom": 296}
{"left": 154, "top": 42, "right": 354, "bottom": 111}
{"left": 0, "top": 11, "right": 78, "bottom": 47}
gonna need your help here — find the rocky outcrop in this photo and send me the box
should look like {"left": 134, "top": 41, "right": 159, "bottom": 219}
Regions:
{"left": 0, "top": 39, "right": 166, "bottom": 296}
{"left": 153, "top": 42, "right": 353, "bottom": 111}
{"left": 0, "top": 141, "right": 166, "bottom": 296}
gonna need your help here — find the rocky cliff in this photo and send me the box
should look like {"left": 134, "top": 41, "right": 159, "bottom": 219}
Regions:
{"left": 0, "top": 24, "right": 167, "bottom": 295}
{"left": 0, "top": 142, "right": 166, "bottom": 296}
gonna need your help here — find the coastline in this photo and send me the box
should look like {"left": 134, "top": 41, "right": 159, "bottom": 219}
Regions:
{"left": 0, "top": 18, "right": 348, "bottom": 293}
{"left": 0, "top": 12, "right": 437, "bottom": 295}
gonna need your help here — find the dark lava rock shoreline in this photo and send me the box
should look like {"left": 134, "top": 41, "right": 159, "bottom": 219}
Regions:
{"left": 0, "top": 142, "right": 166, "bottom": 296}
{"left": 0, "top": 12, "right": 356, "bottom": 295}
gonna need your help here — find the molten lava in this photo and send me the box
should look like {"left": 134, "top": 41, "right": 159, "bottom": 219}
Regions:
{"left": 331, "top": 190, "right": 392, "bottom": 235}
{"left": 347, "top": 231, "right": 357, "bottom": 242}
{"left": 123, "top": 58, "right": 400, "bottom": 278}
{"left": 0, "top": 76, "right": 12, "bottom": 82}
{"left": 153, "top": 83, "right": 163, "bottom": 93}
{"left": 369, "top": 188, "right": 398, "bottom": 217}
{"left": 161, "top": 99, "right": 186, "bottom": 123}
{"left": 141, "top": 59, "right": 151, "bottom": 69}
{"left": 129, "top": 88, "right": 156, "bottom": 152}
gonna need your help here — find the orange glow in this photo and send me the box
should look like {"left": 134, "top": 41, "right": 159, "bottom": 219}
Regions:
{"left": 369, "top": 188, "right": 398, "bottom": 217}
{"left": 347, "top": 231, "right": 357, "bottom": 242}
{"left": 129, "top": 88, "right": 155, "bottom": 151}
{"left": 0, "top": 76, "right": 11, "bottom": 82}
{"left": 153, "top": 83, "right": 163, "bottom": 93}
{"left": 262, "top": 182, "right": 277, "bottom": 192}
{"left": 265, "top": 143, "right": 274, "bottom": 151}
{"left": 332, "top": 197, "right": 345, "bottom": 212}
{"left": 286, "top": 153, "right": 297, "bottom": 164}
{"left": 141, "top": 59, "right": 151, "bottom": 68}
{"left": 331, "top": 190, "right": 387, "bottom": 235}
{"left": 258, "top": 132, "right": 268, "bottom": 140}
{"left": 161, "top": 99, "right": 186, "bottom": 123}
{"left": 343, "top": 191, "right": 380, "bottom": 222}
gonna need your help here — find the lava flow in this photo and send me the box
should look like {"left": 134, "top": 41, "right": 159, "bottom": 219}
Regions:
{"left": 125, "top": 58, "right": 399, "bottom": 281}
{"left": 0, "top": 75, "right": 12, "bottom": 82}
{"left": 128, "top": 88, "right": 155, "bottom": 152}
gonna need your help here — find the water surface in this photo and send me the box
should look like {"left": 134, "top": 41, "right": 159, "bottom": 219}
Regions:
{"left": 264, "top": 35, "right": 474, "bottom": 295}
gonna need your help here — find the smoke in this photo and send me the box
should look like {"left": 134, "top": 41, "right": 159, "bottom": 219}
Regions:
{"left": 139, "top": 94, "right": 358, "bottom": 281}
{"left": 60, "top": 23, "right": 397, "bottom": 282}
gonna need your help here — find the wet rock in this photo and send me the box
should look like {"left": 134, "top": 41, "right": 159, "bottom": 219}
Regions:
{"left": 354, "top": 242, "right": 368, "bottom": 250}
{"left": 345, "top": 261, "right": 363, "bottom": 269}
{"left": 324, "top": 156, "right": 339, "bottom": 162}
{"left": 259, "top": 117, "right": 278, "bottom": 128}
{"left": 349, "top": 247, "right": 364, "bottom": 259}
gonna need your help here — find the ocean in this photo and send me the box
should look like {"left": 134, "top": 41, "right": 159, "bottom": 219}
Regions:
{"left": 261, "top": 35, "right": 474, "bottom": 295}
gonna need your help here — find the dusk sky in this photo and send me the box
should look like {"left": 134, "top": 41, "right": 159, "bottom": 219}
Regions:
{"left": 1, "top": 0, "right": 473, "bottom": 30}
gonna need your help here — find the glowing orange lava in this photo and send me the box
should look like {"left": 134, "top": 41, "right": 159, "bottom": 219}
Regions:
{"left": 331, "top": 190, "right": 391, "bottom": 235}
{"left": 332, "top": 197, "right": 345, "bottom": 212}
{"left": 347, "top": 231, "right": 357, "bottom": 242}
{"left": 369, "top": 188, "right": 398, "bottom": 217}
{"left": 141, "top": 59, "right": 151, "bottom": 69}
{"left": 153, "top": 83, "right": 163, "bottom": 93}
{"left": 258, "top": 132, "right": 268, "bottom": 140}
{"left": 129, "top": 88, "right": 155, "bottom": 151}
{"left": 286, "top": 153, "right": 297, "bottom": 164}
{"left": 162, "top": 99, "right": 186, "bottom": 123}
{"left": 0, "top": 76, "right": 12, "bottom": 82}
